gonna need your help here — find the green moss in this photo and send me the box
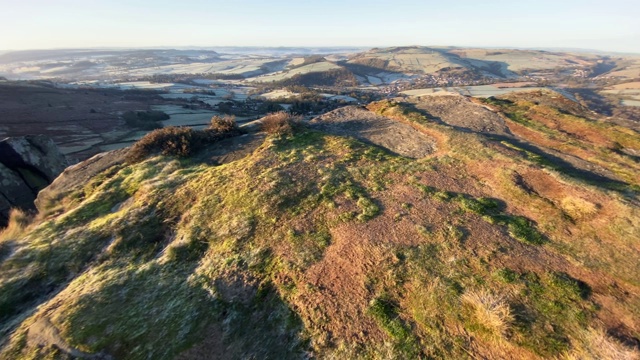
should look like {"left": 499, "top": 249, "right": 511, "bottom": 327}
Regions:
{"left": 494, "top": 268, "right": 519, "bottom": 283}
{"left": 506, "top": 216, "right": 546, "bottom": 245}
{"left": 507, "top": 271, "right": 596, "bottom": 357}
{"left": 456, "top": 195, "right": 501, "bottom": 215}
{"left": 356, "top": 197, "right": 380, "bottom": 222}
{"left": 451, "top": 193, "right": 547, "bottom": 245}
{"left": 368, "top": 296, "right": 421, "bottom": 358}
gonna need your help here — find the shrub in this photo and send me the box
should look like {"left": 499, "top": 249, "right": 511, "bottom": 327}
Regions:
{"left": 126, "top": 127, "right": 208, "bottom": 163}
{"left": 126, "top": 125, "right": 242, "bottom": 163}
{"left": 260, "top": 111, "right": 301, "bottom": 135}
{"left": 209, "top": 115, "right": 237, "bottom": 133}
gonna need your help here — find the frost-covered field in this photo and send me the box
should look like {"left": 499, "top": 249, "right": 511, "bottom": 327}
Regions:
{"left": 351, "top": 50, "right": 462, "bottom": 74}
{"left": 248, "top": 62, "right": 341, "bottom": 83}
{"left": 116, "top": 81, "right": 176, "bottom": 90}
{"left": 601, "top": 89, "right": 640, "bottom": 100}
{"left": 0, "top": 54, "right": 280, "bottom": 81}
{"left": 606, "top": 81, "right": 640, "bottom": 90}
{"left": 600, "top": 59, "right": 640, "bottom": 80}
{"left": 320, "top": 93, "right": 358, "bottom": 102}
{"left": 601, "top": 83, "right": 640, "bottom": 106}
{"left": 622, "top": 100, "right": 640, "bottom": 107}
{"left": 105, "top": 58, "right": 279, "bottom": 79}
{"left": 259, "top": 89, "right": 299, "bottom": 99}
{"left": 450, "top": 49, "right": 594, "bottom": 72}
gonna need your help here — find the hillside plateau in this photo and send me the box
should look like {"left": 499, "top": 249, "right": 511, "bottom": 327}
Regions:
{"left": 1, "top": 89, "right": 639, "bottom": 359}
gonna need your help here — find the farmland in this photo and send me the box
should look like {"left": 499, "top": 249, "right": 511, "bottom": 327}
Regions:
{"left": 1, "top": 46, "right": 639, "bottom": 164}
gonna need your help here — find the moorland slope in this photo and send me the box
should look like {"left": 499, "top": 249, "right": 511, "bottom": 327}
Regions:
{"left": 1, "top": 91, "right": 639, "bottom": 359}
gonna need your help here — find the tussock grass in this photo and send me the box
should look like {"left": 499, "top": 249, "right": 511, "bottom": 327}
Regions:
{"left": 0, "top": 209, "right": 32, "bottom": 243}
{"left": 560, "top": 196, "right": 598, "bottom": 220}
{"left": 462, "top": 290, "right": 513, "bottom": 338}
{"left": 563, "top": 327, "right": 640, "bottom": 360}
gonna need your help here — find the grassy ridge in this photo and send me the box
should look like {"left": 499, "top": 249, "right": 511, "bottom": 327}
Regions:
{"left": 1, "top": 95, "right": 640, "bottom": 358}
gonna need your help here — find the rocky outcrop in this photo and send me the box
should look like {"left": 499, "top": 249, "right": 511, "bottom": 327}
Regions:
{"left": 0, "top": 135, "right": 68, "bottom": 227}
{"left": 408, "top": 94, "right": 512, "bottom": 135}
{"left": 35, "top": 148, "right": 128, "bottom": 212}
{"left": 310, "top": 106, "right": 437, "bottom": 158}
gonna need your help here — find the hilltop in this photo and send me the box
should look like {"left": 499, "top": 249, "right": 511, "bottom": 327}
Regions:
{"left": 1, "top": 89, "right": 639, "bottom": 359}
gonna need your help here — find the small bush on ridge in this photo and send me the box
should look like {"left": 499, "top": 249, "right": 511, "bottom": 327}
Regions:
{"left": 260, "top": 111, "right": 302, "bottom": 135}
{"left": 209, "top": 115, "right": 237, "bottom": 133}
{"left": 126, "top": 125, "right": 240, "bottom": 163}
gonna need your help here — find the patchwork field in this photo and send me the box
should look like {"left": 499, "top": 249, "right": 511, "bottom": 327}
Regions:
{"left": 450, "top": 48, "right": 595, "bottom": 72}
{"left": 0, "top": 81, "right": 163, "bottom": 161}
{"left": 599, "top": 58, "right": 640, "bottom": 79}
{"left": 601, "top": 81, "right": 640, "bottom": 107}
{"left": 248, "top": 61, "right": 342, "bottom": 83}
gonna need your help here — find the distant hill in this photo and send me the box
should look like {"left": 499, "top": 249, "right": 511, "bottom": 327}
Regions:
{"left": 1, "top": 46, "right": 637, "bottom": 85}
{"left": 0, "top": 49, "right": 220, "bottom": 65}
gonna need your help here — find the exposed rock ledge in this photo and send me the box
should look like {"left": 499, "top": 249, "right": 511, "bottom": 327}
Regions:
{"left": 0, "top": 135, "right": 68, "bottom": 227}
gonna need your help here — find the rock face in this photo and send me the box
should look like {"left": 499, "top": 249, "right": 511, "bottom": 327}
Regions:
{"left": 0, "top": 135, "right": 68, "bottom": 227}
{"left": 35, "top": 148, "right": 128, "bottom": 212}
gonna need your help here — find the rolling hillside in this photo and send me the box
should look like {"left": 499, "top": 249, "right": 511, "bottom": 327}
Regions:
{"left": 1, "top": 90, "right": 639, "bottom": 359}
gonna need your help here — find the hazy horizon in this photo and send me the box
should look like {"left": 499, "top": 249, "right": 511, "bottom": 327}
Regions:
{"left": 1, "top": 45, "right": 638, "bottom": 55}
{"left": 1, "top": 0, "right": 638, "bottom": 53}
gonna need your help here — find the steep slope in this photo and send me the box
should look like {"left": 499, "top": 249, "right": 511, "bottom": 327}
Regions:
{"left": 1, "top": 94, "right": 640, "bottom": 359}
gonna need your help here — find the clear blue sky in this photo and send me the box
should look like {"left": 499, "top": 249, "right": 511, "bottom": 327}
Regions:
{"left": 1, "top": 0, "right": 638, "bottom": 53}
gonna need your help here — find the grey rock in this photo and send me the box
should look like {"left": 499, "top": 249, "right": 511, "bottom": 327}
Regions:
{"left": 408, "top": 95, "right": 511, "bottom": 136}
{"left": 0, "top": 135, "right": 68, "bottom": 182}
{"left": 0, "top": 135, "right": 68, "bottom": 227}
{"left": 35, "top": 148, "right": 128, "bottom": 212}
{"left": 0, "top": 162, "right": 37, "bottom": 211}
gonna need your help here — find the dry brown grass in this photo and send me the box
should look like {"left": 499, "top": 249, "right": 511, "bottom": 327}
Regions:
{"left": 462, "top": 290, "right": 514, "bottom": 338}
{"left": 560, "top": 196, "right": 599, "bottom": 220}
{"left": 563, "top": 328, "right": 640, "bottom": 360}
{"left": 260, "top": 111, "right": 301, "bottom": 135}
{"left": 608, "top": 81, "right": 640, "bottom": 90}
{"left": 0, "top": 209, "right": 31, "bottom": 243}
